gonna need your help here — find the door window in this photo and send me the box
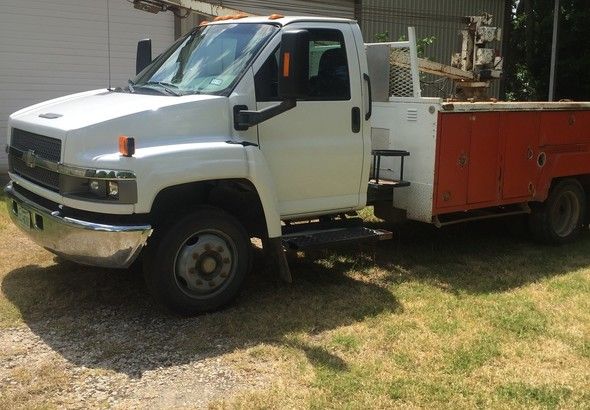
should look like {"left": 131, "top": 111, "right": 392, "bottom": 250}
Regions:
{"left": 255, "top": 29, "right": 350, "bottom": 101}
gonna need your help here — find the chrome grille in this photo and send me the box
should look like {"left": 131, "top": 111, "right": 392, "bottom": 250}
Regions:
{"left": 8, "top": 129, "right": 62, "bottom": 192}
{"left": 11, "top": 128, "right": 62, "bottom": 162}
{"left": 9, "top": 151, "right": 60, "bottom": 191}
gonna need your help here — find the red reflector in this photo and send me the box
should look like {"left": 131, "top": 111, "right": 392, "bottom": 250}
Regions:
{"left": 119, "top": 136, "right": 135, "bottom": 157}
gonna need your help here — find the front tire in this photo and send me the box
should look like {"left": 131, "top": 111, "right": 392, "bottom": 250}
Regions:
{"left": 529, "top": 179, "right": 586, "bottom": 244}
{"left": 144, "top": 207, "right": 251, "bottom": 315}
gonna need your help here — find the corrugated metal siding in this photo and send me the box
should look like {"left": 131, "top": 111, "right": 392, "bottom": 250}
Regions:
{"left": 179, "top": 0, "right": 356, "bottom": 36}
{"left": 361, "top": 0, "right": 504, "bottom": 97}
{"left": 0, "top": 0, "right": 174, "bottom": 172}
{"left": 108, "top": 1, "right": 174, "bottom": 87}
{"left": 212, "top": 0, "right": 355, "bottom": 19}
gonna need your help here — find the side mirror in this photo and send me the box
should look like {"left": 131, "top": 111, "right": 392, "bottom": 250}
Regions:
{"left": 233, "top": 30, "right": 309, "bottom": 131}
{"left": 136, "top": 39, "right": 152, "bottom": 75}
{"left": 278, "top": 30, "right": 310, "bottom": 100}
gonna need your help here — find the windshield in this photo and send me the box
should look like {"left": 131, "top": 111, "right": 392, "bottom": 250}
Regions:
{"left": 132, "top": 23, "right": 278, "bottom": 96}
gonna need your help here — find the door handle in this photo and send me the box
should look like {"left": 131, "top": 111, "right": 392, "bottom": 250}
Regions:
{"left": 363, "top": 73, "right": 372, "bottom": 120}
{"left": 352, "top": 107, "right": 361, "bottom": 133}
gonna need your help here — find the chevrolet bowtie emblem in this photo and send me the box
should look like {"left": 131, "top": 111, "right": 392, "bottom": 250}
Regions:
{"left": 22, "top": 149, "right": 36, "bottom": 168}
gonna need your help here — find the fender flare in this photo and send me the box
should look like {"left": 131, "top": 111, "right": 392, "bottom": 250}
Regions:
{"left": 140, "top": 144, "right": 283, "bottom": 239}
{"left": 243, "top": 146, "right": 282, "bottom": 238}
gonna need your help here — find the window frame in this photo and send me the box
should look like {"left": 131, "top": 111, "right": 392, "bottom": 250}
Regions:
{"left": 254, "top": 28, "right": 351, "bottom": 102}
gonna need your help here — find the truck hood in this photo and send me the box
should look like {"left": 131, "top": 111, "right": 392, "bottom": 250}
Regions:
{"left": 9, "top": 89, "right": 228, "bottom": 133}
{"left": 8, "top": 89, "right": 232, "bottom": 167}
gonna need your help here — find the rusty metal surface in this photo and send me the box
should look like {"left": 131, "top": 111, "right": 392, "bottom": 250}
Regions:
{"left": 415, "top": 57, "right": 475, "bottom": 80}
{"left": 442, "top": 101, "right": 590, "bottom": 112}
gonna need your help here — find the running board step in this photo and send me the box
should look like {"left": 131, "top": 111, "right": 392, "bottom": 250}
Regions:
{"left": 282, "top": 226, "right": 393, "bottom": 250}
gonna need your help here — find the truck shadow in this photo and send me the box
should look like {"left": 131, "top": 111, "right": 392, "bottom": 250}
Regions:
{"left": 360, "top": 215, "right": 590, "bottom": 295}
{"left": 2, "top": 250, "right": 399, "bottom": 378}
{"left": 3, "top": 215, "right": 590, "bottom": 378}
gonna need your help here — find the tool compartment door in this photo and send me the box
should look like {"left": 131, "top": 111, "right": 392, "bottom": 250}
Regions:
{"left": 467, "top": 113, "right": 501, "bottom": 204}
{"left": 435, "top": 114, "right": 470, "bottom": 209}
{"left": 501, "top": 112, "right": 541, "bottom": 199}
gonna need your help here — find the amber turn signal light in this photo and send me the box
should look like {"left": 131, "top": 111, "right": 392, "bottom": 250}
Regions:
{"left": 282, "top": 52, "right": 291, "bottom": 78}
{"left": 119, "top": 135, "right": 135, "bottom": 157}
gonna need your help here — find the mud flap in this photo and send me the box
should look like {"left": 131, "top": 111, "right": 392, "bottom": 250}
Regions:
{"left": 265, "top": 237, "right": 292, "bottom": 283}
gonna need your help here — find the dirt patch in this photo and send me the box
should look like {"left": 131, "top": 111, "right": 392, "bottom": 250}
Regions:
{"left": 0, "top": 324, "right": 272, "bottom": 408}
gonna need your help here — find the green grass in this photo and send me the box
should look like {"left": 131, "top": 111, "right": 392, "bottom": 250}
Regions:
{"left": 1, "top": 207, "right": 589, "bottom": 408}
{"left": 445, "top": 334, "right": 501, "bottom": 374}
{"left": 488, "top": 298, "right": 548, "bottom": 338}
{"left": 497, "top": 383, "right": 574, "bottom": 408}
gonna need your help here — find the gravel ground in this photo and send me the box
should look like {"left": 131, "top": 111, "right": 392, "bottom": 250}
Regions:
{"left": 0, "top": 312, "right": 276, "bottom": 408}
{"left": 0, "top": 218, "right": 275, "bottom": 409}
{"left": 0, "top": 312, "right": 268, "bottom": 408}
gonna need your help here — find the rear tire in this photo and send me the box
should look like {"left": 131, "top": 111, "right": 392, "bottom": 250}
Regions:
{"left": 144, "top": 207, "right": 251, "bottom": 315}
{"left": 528, "top": 179, "right": 586, "bottom": 244}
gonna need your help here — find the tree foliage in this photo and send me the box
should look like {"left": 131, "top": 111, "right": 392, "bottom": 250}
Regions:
{"left": 504, "top": 0, "right": 590, "bottom": 101}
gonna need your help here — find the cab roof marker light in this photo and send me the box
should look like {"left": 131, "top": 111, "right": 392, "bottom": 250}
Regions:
{"left": 119, "top": 135, "right": 135, "bottom": 157}
{"left": 269, "top": 14, "right": 284, "bottom": 20}
{"left": 199, "top": 20, "right": 209, "bottom": 26}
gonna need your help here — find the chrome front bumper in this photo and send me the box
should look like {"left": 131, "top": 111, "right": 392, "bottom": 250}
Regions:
{"left": 4, "top": 183, "right": 152, "bottom": 268}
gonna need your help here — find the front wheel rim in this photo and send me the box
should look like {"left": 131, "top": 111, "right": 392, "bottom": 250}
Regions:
{"left": 550, "top": 190, "right": 581, "bottom": 238}
{"left": 174, "top": 229, "right": 237, "bottom": 299}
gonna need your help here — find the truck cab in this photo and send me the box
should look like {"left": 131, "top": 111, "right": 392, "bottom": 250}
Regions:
{"left": 5, "top": 16, "right": 380, "bottom": 314}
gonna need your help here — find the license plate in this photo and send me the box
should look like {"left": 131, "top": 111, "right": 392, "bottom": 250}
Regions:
{"left": 16, "top": 204, "right": 31, "bottom": 230}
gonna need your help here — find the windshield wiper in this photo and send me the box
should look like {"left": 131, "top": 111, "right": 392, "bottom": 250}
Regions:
{"left": 139, "top": 81, "right": 182, "bottom": 96}
{"left": 127, "top": 79, "right": 135, "bottom": 93}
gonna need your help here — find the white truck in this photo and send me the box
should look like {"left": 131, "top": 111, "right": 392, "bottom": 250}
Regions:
{"left": 6, "top": 15, "right": 590, "bottom": 314}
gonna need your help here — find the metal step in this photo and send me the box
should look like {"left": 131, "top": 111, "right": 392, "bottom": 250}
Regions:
{"left": 367, "top": 180, "right": 410, "bottom": 203}
{"left": 282, "top": 226, "right": 393, "bottom": 250}
{"left": 369, "top": 180, "right": 411, "bottom": 189}
{"left": 282, "top": 217, "right": 363, "bottom": 236}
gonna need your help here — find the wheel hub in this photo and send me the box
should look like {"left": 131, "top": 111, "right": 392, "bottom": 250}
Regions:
{"left": 200, "top": 255, "right": 218, "bottom": 275}
{"left": 550, "top": 191, "right": 580, "bottom": 238}
{"left": 175, "top": 232, "right": 234, "bottom": 296}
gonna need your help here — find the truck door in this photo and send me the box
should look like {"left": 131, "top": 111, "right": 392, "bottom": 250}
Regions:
{"left": 253, "top": 24, "right": 365, "bottom": 217}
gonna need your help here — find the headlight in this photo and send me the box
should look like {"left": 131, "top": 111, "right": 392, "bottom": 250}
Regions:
{"left": 108, "top": 181, "right": 119, "bottom": 197}
{"left": 89, "top": 180, "right": 103, "bottom": 195}
{"left": 61, "top": 176, "right": 136, "bottom": 204}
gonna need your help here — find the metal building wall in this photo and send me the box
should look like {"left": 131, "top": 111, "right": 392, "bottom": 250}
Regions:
{"left": 178, "top": 0, "right": 356, "bottom": 36}
{"left": 219, "top": 0, "right": 355, "bottom": 18}
{"left": 361, "top": 0, "right": 505, "bottom": 97}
